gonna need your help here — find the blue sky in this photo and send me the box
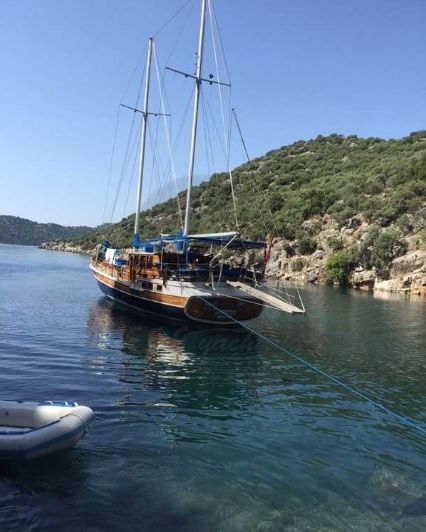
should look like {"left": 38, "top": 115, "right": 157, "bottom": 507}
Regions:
{"left": 1, "top": 0, "right": 425, "bottom": 227}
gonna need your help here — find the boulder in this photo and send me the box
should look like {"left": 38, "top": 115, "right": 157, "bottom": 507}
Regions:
{"left": 309, "top": 249, "right": 324, "bottom": 262}
{"left": 375, "top": 279, "right": 399, "bottom": 293}
{"left": 342, "top": 216, "right": 362, "bottom": 230}
{"left": 390, "top": 251, "right": 426, "bottom": 276}
{"left": 306, "top": 269, "right": 320, "bottom": 283}
{"left": 351, "top": 269, "right": 376, "bottom": 290}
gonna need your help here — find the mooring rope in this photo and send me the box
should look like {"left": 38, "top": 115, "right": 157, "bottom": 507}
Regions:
{"left": 200, "top": 297, "right": 426, "bottom": 437}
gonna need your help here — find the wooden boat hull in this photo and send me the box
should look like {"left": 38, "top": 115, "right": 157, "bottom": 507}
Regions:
{"left": 97, "top": 278, "right": 186, "bottom": 320}
{"left": 94, "top": 271, "right": 262, "bottom": 325}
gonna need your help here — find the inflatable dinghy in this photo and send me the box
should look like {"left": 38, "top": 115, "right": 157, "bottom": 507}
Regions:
{"left": 0, "top": 400, "right": 95, "bottom": 460}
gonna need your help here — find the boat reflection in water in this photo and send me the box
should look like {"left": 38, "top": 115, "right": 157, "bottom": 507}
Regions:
{"left": 86, "top": 297, "right": 263, "bottom": 411}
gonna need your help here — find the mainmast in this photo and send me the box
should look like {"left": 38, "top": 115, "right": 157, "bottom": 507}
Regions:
{"left": 133, "top": 36, "right": 154, "bottom": 247}
{"left": 183, "top": 0, "right": 207, "bottom": 236}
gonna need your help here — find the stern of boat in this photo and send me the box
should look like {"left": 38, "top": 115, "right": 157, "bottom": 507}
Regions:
{"left": 184, "top": 295, "right": 263, "bottom": 325}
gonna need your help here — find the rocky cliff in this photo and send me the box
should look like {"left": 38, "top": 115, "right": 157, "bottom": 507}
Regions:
{"left": 266, "top": 214, "right": 425, "bottom": 296}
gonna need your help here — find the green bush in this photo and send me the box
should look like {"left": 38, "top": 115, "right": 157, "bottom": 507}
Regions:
{"left": 325, "top": 251, "right": 352, "bottom": 285}
{"left": 356, "top": 227, "right": 408, "bottom": 278}
{"left": 268, "top": 192, "right": 284, "bottom": 213}
{"left": 296, "top": 231, "right": 317, "bottom": 254}
{"left": 326, "top": 236, "right": 344, "bottom": 251}
{"left": 292, "top": 257, "right": 304, "bottom": 271}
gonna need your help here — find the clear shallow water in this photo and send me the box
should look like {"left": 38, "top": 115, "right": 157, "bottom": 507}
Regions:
{"left": 0, "top": 243, "right": 425, "bottom": 531}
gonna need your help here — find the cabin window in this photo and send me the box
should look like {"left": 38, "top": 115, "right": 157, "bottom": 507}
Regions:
{"left": 147, "top": 283, "right": 153, "bottom": 290}
{"left": 156, "top": 285, "right": 162, "bottom": 291}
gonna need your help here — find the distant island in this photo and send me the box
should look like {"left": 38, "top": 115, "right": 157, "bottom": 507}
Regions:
{"left": 39, "top": 131, "right": 426, "bottom": 296}
{"left": 0, "top": 215, "right": 96, "bottom": 246}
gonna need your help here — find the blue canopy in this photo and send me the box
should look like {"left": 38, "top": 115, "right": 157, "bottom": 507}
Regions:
{"left": 132, "top": 231, "right": 266, "bottom": 250}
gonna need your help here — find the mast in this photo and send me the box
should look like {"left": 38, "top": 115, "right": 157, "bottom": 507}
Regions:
{"left": 183, "top": 0, "right": 207, "bottom": 236}
{"left": 133, "top": 36, "right": 154, "bottom": 247}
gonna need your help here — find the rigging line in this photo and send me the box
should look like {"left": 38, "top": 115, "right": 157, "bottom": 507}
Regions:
{"left": 204, "top": 85, "right": 238, "bottom": 227}
{"left": 203, "top": 91, "right": 226, "bottom": 162}
{"left": 145, "top": 121, "right": 158, "bottom": 213}
{"left": 199, "top": 297, "right": 426, "bottom": 437}
{"left": 123, "top": 121, "right": 143, "bottom": 223}
{"left": 231, "top": 107, "right": 270, "bottom": 235}
{"left": 232, "top": 107, "right": 250, "bottom": 161}
{"left": 250, "top": 181, "right": 270, "bottom": 237}
{"left": 207, "top": 0, "right": 230, "bottom": 156}
{"left": 154, "top": 84, "right": 196, "bottom": 220}
{"left": 232, "top": 107, "right": 279, "bottom": 237}
{"left": 109, "top": 111, "right": 140, "bottom": 223}
{"left": 201, "top": 88, "right": 230, "bottom": 161}
{"left": 153, "top": 0, "right": 194, "bottom": 37}
{"left": 147, "top": 121, "right": 171, "bottom": 231}
{"left": 162, "top": 1, "right": 195, "bottom": 77}
{"left": 200, "top": 96, "right": 219, "bottom": 227}
{"left": 233, "top": 114, "right": 278, "bottom": 238}
{"left": 119, "top": 51, "right": 147, "bottom": 107}
{"left": 200, "top": 97, "right": 213, "bottom": 181}
{"left": 210, "top": 0, "right": 231, "bottom": 83}
{"left": 201, "top": 96, "right": 223, "bottom": 228}
{"left": 201, "top": 94, "right": 217, "bottom": 179}
{"left": 102, "top": 104, "right": 121, "bottom": 225}
{"left": 114, "top": 121, "right": 141, "bottom": 251}
{"left": 109, "top": 60, "right": 147, "bottom": 223}
{"left": 210, "top": 0, "right": 247, "bottom": 231}
{"left": 199, "top": 100, "right": 217, "bottom": 228}
{"left": 167, "top": 86, "right": 196, "bottom": 170}
{"left": 202, "top": 90, "right": 239, "bottom": 227}
{"left": 113, "top": 128, "right": 139, "bottom": 251}
{"left": 207, "top": 1, "right": 238, "bottom": 229}
{"left": 150, "top": 119, "right": 168, "bottom": 208}
{"left": 154, "top": 49, "right": 183, "bottom": 220}
{"left": 227, "top": 103, "right": 239, "bottom": 228}
{"left": 153, "top": 44, "right": 183, "bottom": 227}
{"left": 243, "top": 180, "right": 269, "bottom": 237}
{"left": 259, "top": 284, "right": 297, "bottom": 302}
{"left": 150, "top": 91, "right": 165, "bottom": 184}
{"left": 207, "top": 0, "right": 237, "bottom": 207}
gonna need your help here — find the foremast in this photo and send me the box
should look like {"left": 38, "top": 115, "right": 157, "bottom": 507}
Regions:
{"left": 133, "top": 37, "right": 154, "bottom": 247}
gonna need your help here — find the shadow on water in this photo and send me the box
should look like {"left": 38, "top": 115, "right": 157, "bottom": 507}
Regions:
{"left": 0, "top": 451, "right": 88, "bottom": 497}
{"left": 0, "top": 451, "right": 93, "bottom": 530}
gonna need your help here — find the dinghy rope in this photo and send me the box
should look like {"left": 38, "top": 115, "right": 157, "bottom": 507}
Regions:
{"left": 200, "top": 297, "right": 426, "bottom": 437}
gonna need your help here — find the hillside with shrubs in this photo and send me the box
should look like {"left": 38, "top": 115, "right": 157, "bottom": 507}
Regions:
{"left": 42, "top": 130, "right": 426, "bottom": 294}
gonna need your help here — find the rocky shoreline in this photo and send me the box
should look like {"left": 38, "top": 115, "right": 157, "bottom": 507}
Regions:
{"left": 39, "top": 241, "right": 92, "bottom": 255}
{"left": 265, "top": 214, "right": 426, "bottom": 297}
{"left": 266, "top": 246, "right": 426, "bottom": 296}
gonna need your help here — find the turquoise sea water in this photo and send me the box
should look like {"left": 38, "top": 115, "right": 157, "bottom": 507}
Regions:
{"left": 0, "top": 243, "right": 425, "bottom": 531}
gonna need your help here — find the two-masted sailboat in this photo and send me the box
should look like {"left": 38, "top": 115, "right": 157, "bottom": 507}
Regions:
{"left": 91, "top": 0, "right": 305, "bottom": 325}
